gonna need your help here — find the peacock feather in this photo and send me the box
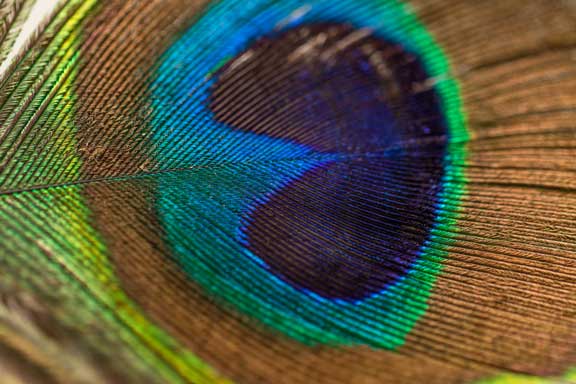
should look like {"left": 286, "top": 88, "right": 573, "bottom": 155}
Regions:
{"left": 0, "top": 0, "right": 575, "bottom": 383}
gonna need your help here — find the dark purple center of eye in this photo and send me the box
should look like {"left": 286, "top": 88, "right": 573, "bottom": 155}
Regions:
{"left": 209, "top": 23, "right": 447, "bottom": 302}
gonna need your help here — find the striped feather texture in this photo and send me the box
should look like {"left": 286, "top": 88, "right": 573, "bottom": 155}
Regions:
{"left": 0, "top": 0, "right": 576, "bottom": 383}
